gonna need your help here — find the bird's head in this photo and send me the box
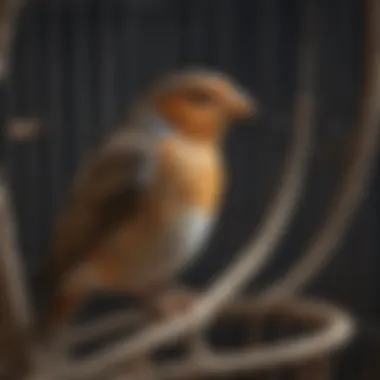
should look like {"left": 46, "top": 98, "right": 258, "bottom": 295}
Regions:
{"left": 145, "top": 69, "right": 258, "bottom": 142}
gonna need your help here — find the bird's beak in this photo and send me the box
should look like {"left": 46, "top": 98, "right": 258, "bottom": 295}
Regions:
{"left": 229, "top": 90, "right": 259, "bottom": 122}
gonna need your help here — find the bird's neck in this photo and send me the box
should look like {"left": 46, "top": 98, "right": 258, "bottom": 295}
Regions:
{"left": 133, "top": 106, "right": 221, "bottom": 147}
{"left": 140, "top": 111, "right": 175, "bottom": 139}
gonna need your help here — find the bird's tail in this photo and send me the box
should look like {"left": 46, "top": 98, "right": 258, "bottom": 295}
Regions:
{"left": 32, "top": 267, "right": 87, "bottom": 342}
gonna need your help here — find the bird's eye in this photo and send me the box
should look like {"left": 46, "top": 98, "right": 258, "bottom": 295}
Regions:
{"left": 185, "top": 89, "right": 214, "bottom": 105}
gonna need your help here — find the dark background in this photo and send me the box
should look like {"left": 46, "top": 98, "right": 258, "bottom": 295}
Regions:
{"left": 2, "top": 0, "right": 379, "bottom": 378}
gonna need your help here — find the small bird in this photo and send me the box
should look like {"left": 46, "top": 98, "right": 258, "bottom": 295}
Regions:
{"left": 37, "top": 68, "right": 256, "bottom": 339}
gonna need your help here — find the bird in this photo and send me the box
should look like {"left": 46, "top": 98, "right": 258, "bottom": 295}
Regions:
{"left": 36, "top": 68, "right": 257, "bottom": 340}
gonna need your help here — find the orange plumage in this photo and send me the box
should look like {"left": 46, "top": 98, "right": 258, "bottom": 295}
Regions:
{"left": 38, "top": 69, "right": 256, "bottom": 339}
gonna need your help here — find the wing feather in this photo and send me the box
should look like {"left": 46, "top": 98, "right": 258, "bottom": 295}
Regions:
{"left": 41, "top": 131, "right": 156, "bottom": 296}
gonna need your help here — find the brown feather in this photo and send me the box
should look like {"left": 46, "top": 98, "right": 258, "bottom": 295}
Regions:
{"left": 39, "top": 137, "right": 153, "bottom": 315}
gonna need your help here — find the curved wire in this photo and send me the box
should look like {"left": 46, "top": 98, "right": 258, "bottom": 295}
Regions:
{"left": 153, "top": 297, "right": 353, "bottom": 379}
{"left": 259, "top": 0, "right": 380, "bottom": 303}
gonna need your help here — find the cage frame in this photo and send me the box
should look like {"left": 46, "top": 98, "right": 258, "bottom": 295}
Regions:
{"left": 0, "top": 0, "right": 379, "bottom": 379}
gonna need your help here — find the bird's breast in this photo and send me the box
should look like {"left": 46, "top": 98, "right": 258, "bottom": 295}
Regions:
{"left": 159, "top": 137, "right": 225, "bottom": 213}
{"left": 166, "top": 206, "right": 215, "bottom": 271}
{"left": 152, "top": 137, "right": 224, "bottom": 272}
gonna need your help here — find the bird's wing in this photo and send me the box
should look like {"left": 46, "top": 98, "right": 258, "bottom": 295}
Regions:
{"left": 42, "top": 129, "right": 158, "bottom": 291}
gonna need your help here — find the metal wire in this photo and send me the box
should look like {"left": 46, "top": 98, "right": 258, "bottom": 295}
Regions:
{"left": 259, "top": 0, "right": 380, "bottom": 304}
